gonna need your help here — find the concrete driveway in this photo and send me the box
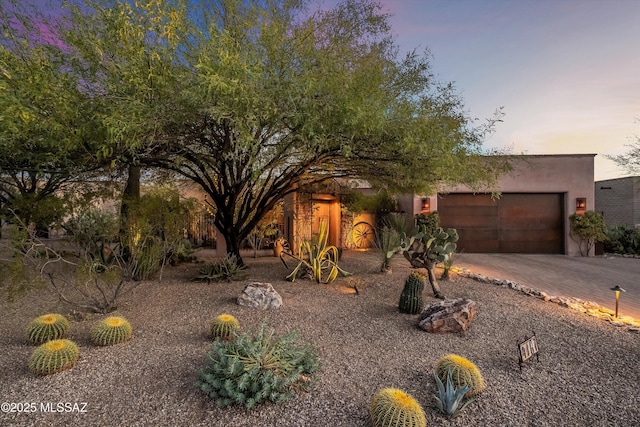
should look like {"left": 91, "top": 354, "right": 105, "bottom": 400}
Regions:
{"left": 455, "top": 253, "right": 640, "bottom": 320}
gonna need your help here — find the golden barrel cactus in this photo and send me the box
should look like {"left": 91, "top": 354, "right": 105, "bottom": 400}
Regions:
{"left": 26, "top": 313, "right": 69, "bottom": 344}
{"left": 210, "top": 314, "right": 239, "bottom": 340}
{"left": 436, "top": 354, "right": 485, "bottom": 397}
{"left": 29, "top": 339, "right": 79, "bottom": 376}
{"left": 91, "top": 316, "right": 133, "bottom": 346}
{"left": 370, "top": 388, "right": 427, "bottom": 427}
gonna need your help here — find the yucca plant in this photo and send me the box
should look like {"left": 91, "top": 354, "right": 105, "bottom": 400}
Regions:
{"left": 91, "top": 316, "right": 133, "bottom": 346}
{"left": 26, "top": 313, "right": 69, "bottom": 344}
{"left": 436, "top": 354, "right": 485, "bottom": 397}
{"left": 194, "top": 254, "right": 247, "bottom": 282}
{"left": 280, "top": 220, "right": 350, "bottom": 283}
{"left": 210, "top": 314, "right": 239, "bottom": 340}
{"left": 370, "top": 388, "right": 427, "bottom": 427}
{"left": 434, "top": 368, "right": 475, "bottom": 418}
{"left": 29, "top": 339, "right": 79, "bottom": 376}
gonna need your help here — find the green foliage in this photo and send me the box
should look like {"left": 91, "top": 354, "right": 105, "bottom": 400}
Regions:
{"left": 26, "top": 314, "right": 70, "bottom": 345}
{"left": 63, "top": 208, "right": 120, "bottom": 250}
{"left": 399, "top": 225, "right": 459, "bottom": 299}
{"left": 28, "top": 339, "right": 79, "bottom": 376}
{"left": 210, "top": 314, "right": 239, "bottom": 341}
{"left": 196, "top": 322, "right": 319, "bottom": 409}
{"left": 280, "top": 220, "right": 350, "bottom": 284}
{"left": 370, "top": 388, "right": 427, "bottom": 427}
{"left": 342, "top": 191, "right": 398, "bottom": 215}
{"left": 415, "top": 211, "right": 440, "bottom": 235}
{"left": 122, "top": 186, "right": 197, "bottom": 280}
{"left": 377, "top": 213, "right": 408, "bottom": 272}
{"left": 91, "top": 316, "right": 133, "bottom": 346}
{"left": 436, "top": 354, "right": 485, "bottom": 398}
{"left": 194, "top": 255, "right": 247, "bottom": 283}
{"left": 433, "top": 368, "right": 475, "bottom": 418}
{"left": 399, "top": 272, "right": 425, "bottom": 314}
{"left": 604, "top": 225, "right": 640, "bottom": 255}
{"left": 569, "top": 211, "right": 607, "bottom": 256}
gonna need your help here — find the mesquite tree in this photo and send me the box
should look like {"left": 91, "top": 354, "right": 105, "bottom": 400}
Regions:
{"left": 2, "top": 0, "right": 509, "bottom": 265}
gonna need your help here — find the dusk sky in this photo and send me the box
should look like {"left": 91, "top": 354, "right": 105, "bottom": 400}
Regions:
{"left": 368, "top": 0, "right": 640, "bottom": 181}
{"left": 27, "top": 0, "right": 640, "bottom": 180}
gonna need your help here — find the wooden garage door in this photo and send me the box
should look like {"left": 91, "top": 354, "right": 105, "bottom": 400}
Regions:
{"left": 438, "top": 193, "right": 564, "bottom": 254}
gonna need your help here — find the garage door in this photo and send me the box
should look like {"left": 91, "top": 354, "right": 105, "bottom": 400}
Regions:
{"left": 438, "top": 193, "right": 564, "bottom": 254}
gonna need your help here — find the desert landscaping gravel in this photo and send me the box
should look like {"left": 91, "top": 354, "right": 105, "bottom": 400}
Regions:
{"left": 1, "top": 250, "right": 638, "bottom": 426}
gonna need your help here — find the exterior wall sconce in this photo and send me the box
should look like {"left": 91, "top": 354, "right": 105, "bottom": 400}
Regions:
{"left": 575, "top": 197, "right": 586, "bottom": 214}
{"left": 421, "top": 197, "right": 430, "bottom": 213}
{"left": 610, "top": 285, "right": 626, "bottom": 318}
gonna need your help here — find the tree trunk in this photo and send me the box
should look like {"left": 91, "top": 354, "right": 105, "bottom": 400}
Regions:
{"left": 426, "top": 262, "right": 445, "bottom": 299}
{"left": 119, "top": 164, "right": 141, "bottom": 259}
{"left": 223, "top": 229, "right": 244, "bottom": 266}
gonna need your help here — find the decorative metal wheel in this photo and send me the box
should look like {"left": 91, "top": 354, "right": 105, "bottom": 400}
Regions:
{"left": 350, "top": 221, "right": 376, "bottom": 249}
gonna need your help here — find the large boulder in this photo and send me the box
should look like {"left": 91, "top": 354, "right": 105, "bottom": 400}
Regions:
{"left": 418, "top": 298, "right": 478, "bottom": 333}
{"left": 237, "top": 282, "right": 282, "bottom": 310}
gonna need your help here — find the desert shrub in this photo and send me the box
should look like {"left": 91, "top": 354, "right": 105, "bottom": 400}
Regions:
{"left": 91, "top": 316, "right": 133, "bottom": 346}
{"left": 604, "top": 225, "right": 640, "bottom": 254}
{"left": 210, "top": 314, "right": 239, "bottom": 340}
{"left": 569, "top": 211, "right": 607, "bottom": 256}
{"left": 63, "top": 207, "right": 119, "bottom": 250}
{"left": 370, "top": 388, "right": 426, "bottom": 427}
{"left": 196, "top": 323, "right": 319, "bottom": 409}
{"left": 26, "top": 313, "right": 70, "bottom": 345}
{"left": 377, "top": 213, "right": 408, "bottom": 273}
{"left": 194, "top": 255, "right": 247, "bottom": 282}
{"left": 436, "top": 354, "right": 485, "bottom": 397}
{"left": 29, "top": 339, "right": 79, "bottom": 376}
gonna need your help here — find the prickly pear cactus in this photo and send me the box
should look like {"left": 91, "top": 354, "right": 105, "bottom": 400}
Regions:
{"left": 436, "top": 354, "right": 485, "bottom": 397}
{"left": 399, "top": 272, "right": 426, "bottom": 314}
{"left": 91, "top": 316, "right": 133, "bottom": 346}
{"left": 370, "top": 388, "right": 427, "bottom": 427}
{"left": 210, "top": 314, "right": 239, "bottom": 340}
{"left": 29, "top": 339, "right": 79, "bottom": 376}
{"left": 26, "top": 313, "right": 69, "bottom": 345}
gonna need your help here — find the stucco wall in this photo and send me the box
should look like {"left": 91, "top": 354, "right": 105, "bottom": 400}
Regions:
{"left": 595, "top": 176, "right": 640, "bottom": 227}
{"left": 416, "top": 155, "right": 596, "bottom": 256}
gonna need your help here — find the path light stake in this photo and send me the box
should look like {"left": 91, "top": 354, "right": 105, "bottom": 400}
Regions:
{"left": 609, "top": 286, "right": 626, "bottom": 318}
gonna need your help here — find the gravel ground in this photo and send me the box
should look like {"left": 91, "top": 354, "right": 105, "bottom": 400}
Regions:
{"left": 1, "top": 250, "right": 639, "bottom": 427}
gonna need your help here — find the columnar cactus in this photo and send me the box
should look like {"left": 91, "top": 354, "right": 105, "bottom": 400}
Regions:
{"left": 399, "top": 272, "right": 426, "bottom": 314}
{"left": 370, "top": 388, "right": 427, "bottom": 427}
{"left": 436, "top": 354, "right": 485, "bottom": 397}
{"left": 91, "top": 316, "right": 133, "bottom": 346}
{"left": 210, "top": 314, "right": 239, "bottom": 340}
{"left": 29, "top": 339, "right": 79, "bottom": 376}
{"left": 26, "top": 313, "right": 69, "bottom": 344}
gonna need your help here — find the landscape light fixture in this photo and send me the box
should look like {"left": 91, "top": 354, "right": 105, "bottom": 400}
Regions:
{"left": 575, "top": 198, "right": 586, "bottom": 214}
{"left": 609, "top": 285, "right": 626, "bottom": 318}
{"left": 421, "top": 197, "right": 430, "bottom": 213}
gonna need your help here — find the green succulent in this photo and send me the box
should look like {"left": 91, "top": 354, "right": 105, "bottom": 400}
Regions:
{"left": 29, "top": 339, "right": 79, "bottom": 376}
{"left": 434, "top": 368, "right": 475, "bottom": 418}
{"left": 210, "top": 314, "right": 239, "bottom": 340}
{"left": 26, "top": 313, "right": 69, "bottom": 344}
{"left": 91, "top": 316, "right": 133, "bottom": 346}
{"left": 399, "top": 272, "right": 425, "bottom": 314}
{"left": 370, "top": 388, "right": 427, "bottom": 427}
{"left": 436, "top": 354, "right": 485, "bottom": 397}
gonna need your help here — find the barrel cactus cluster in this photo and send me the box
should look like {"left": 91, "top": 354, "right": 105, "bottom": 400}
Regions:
{"left": 91, "top": 316, "right": 133, "bottom": 346}
{"left": 29, "top": 339, "right": 79, "bottom": 376}
{"left": 26, "top": 313, "right": 69, "bottom": 345}
{"left": 210, "top": 314, "right": 239, "bottom": 340}
{"left": 398, "top": 272, "right": 426, "bottom": 314}
{"left": 370, "top": 388, "right": 427, "bottom": 427}
{"left": 436, "top": 354, "right": 485, "bottom": 397}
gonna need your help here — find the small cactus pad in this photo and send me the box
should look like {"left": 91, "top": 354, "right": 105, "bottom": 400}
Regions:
{"left": 370, "top": 388, "right": 427, "bottom": 427}
{"left": 210, "top": 314, "right": 239, "bottom": 340}
{"left": 436, "top": 354, "right": 485, "bottom": 397}
{"left": 26, "top": 313, "right": 69, "bottom": 344}
{"left": 29, "top": 339, "right": 79, "bottom": 376}
{"left": 91, "top": 316, "right": 133, "bottom": 346}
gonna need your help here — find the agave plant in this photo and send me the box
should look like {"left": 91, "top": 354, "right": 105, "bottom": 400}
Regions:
{"left": 280, "top": 220, "right": 350, "bottom": 283}
{"left": 433, "top": 368, "right": 475, "bottom": 418}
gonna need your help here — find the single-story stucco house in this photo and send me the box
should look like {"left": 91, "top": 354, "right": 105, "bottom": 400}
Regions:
{"left": 283, "top": 154, "right": 596, "bottom": 257}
